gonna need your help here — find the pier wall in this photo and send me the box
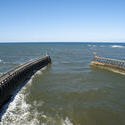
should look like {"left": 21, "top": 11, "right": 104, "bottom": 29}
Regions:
{"left": 90, "top": 54, "right": 125, "bottom": 73}
{"left": 0, "top": 55, "right": 51, "bottom": 108}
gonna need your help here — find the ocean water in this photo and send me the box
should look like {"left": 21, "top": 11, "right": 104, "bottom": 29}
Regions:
{"left": 0, "top": 42, "right": 125, "bottom": 125}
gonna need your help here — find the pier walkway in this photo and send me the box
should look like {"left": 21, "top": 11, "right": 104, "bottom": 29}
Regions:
{"left": 0, "top": 55, "right": 51, "bottom": 108}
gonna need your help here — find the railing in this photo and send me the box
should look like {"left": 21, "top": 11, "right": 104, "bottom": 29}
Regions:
{"left": 0, "top": 54, "right": 51, "bottom": 107}
{"left": 93, "top": 53, "right": 125, "bottom": 69}
{"left": 0, "top": 54, "right": 51, "bottom": 108}
{"left": 0, "top": 55, "right": 51, "bottom": 86}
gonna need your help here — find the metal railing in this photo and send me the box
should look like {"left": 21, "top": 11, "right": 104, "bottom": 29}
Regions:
{"left": 93, "top": 52, "right": 125, "bottom": 69}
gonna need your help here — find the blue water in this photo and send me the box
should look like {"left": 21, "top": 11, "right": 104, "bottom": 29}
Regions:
{"left": 0, "top": 42, "right": 125, "bottom": 125}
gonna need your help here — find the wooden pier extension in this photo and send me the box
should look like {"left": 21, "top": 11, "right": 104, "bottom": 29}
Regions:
{"left": 90, "top": 52, "right": 125, "bottom": 74}
{"left": 0, "top": 54, "right": 51, "bottom": 108}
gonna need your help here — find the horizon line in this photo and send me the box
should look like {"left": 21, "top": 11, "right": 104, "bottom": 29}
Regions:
{"left": 0, "top": 41, "right": 125, "bottom": 44}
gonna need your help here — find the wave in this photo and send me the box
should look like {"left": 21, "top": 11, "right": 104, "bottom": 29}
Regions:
{"left": 0, "top": 86, "right": 32, "bottom": 125}
{"left": 88, "top": 45, "right": 96, "bottom": 47}
{"left": 1, "top": 91, "right": 73, "bottom": 125}
{"left": 88, "top": 45, "right": 92, "bottom": 47}
{"left": 41, "top": 66, "right": 47, "bottom": 71}
{"left": 0, "top": 65, "right": 74, "bottom": 125}
{"left": 0, "top": 66, "right": 48, "bottom": 125}
{"left": 107, "top": 68, "right": 125, "bottom": 76}
{"left": 62, "top": 117, "right": 73, "bottom": 125}
{"left": 0, "top": 59, "right": 2, "bottom": 63}
{"left": 100, "top": 45, "right": 105, "bottom": 47}
{"left": 62, "top": 61, "right": 70, "bottom": 64}
{"left": 111, "top": 45, "right": 125, "bottom": 48}
{"left": 35, "top": 70, "right": 43, "bottom": 75}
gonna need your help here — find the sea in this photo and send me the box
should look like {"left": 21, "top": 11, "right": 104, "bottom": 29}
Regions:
{"left": 0, "top": 42, "right": 125, "bottom": 125}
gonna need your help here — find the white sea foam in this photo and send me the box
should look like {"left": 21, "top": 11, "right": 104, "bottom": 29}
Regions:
{"left": 27, "top": 67, "right": 46, "bottom": 86}
{"left": 0, "top": 66, "right": 48, "bottom": 125}
{"left": 36, "top": 70, "right": 43, "bottom": 75}
{"left": 62, "top": 117, "right": 73, "bottom": 125}
{"left": 0, "top": 80, "right": 46, "bottom": 125}
{"left": 88, "top": 45, "right": 92, "bottom": 47}
{"left": 100, "top": 45, "right": 105, "bottom": 47}
{"left": 109, "top": 69, "right": 125, "bottom": 76}
{"left": 62, "top": 61, "right": 70, "bottom": 64}
{"left": 1, "top": 90, "right": 73, "bottom": 125}
{"left": 88, "top": 45, "right": 96, "bottom": 47}
{"left": 0, "top": 86, "right": 31, "bottom": 125}
{"left": 111, "top": 45, "right": 125, "bottom": 48}
{"left": 41, "top": 66, "right": 47, "bottom": 71}
{"left": 0, "top": 59, "right": 2, "bottom": 63}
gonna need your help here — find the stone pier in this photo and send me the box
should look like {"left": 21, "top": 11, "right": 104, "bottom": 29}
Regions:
{"left": 90, "top": 52, "right": 125, "bottom": 74}
{"left": 0, "top": 55, "right": 51, "bottom": 108}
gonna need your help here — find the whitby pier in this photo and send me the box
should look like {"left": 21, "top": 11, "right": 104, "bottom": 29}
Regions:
{"left": 91, "top": 52, "right": 125, "bottom": 74}
{"left": 0, "top": 54, "right": 51, "bottom": 108}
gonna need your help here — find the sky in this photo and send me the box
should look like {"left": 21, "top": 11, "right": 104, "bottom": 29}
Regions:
{"left": 0, "top": 0, "right": 125, "bottom": 42}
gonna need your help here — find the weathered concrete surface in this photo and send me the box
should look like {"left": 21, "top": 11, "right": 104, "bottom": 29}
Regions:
{"left": 0, "top": 55, "right": 51, "bottom": 108}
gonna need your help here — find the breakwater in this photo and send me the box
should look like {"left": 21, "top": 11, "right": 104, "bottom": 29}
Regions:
{"left": 90, "top": 53, "right": 125, "bottom": 74}
{"left": 0, "top": 55, "right": 51, "bottom": 108}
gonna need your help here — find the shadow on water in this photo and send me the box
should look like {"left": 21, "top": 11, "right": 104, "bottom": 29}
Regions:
{"left": 0, "top": 65, "right": 51, "bottom": 121}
